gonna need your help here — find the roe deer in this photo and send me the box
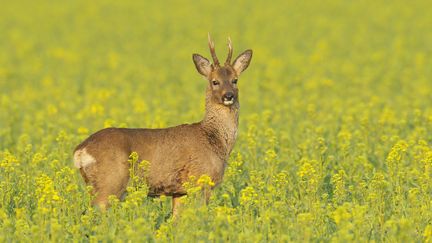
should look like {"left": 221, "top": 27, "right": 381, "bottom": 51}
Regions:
{"left": 73, "top": 34, "right": 252, "bottom": 216}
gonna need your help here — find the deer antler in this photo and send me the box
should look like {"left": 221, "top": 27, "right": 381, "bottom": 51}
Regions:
{"left": 208, "top": 33, "right": 220, "bottom": 67}
{"left": 225, "top": 37, "right": 233, "bottom": 65}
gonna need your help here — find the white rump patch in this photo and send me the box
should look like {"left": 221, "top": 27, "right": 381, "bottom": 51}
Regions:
{"left": 73, "top": 148, "right": 96, "bottom": 168}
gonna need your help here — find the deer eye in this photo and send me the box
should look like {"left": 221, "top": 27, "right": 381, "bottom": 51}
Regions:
{"left": 232, "top": 79, "right": 238, "bottom": 84}
{"left": 212, "top": 80, "right": 219, "bottom": 86}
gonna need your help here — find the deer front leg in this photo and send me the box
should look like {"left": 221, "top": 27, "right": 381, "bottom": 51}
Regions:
{"left": 172, "top": 195, "right": 183, "bottom": 218}
{"left": 204, "top": 188, "right": 211, "bottom": 205}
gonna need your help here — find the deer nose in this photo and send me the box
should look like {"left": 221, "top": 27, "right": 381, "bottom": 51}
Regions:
{"left": 223, "top": 92, "right": 235, "bottom": 101}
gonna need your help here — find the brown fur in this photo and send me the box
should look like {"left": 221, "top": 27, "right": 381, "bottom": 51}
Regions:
{"left": 74, "top": 36, "right": 252, "bottom": 215}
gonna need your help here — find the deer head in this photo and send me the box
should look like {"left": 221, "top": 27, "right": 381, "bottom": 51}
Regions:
{"left": 193, "top": 34, "right": 252, "bottom": 106}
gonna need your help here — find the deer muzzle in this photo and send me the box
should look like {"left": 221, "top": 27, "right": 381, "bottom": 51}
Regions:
{"left": 222, "top": 92, "right": 235, "bottom": 106}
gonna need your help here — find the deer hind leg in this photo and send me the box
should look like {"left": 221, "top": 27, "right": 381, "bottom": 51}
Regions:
{"left": 80, "top": 159, "right": 130, "bottom": 211}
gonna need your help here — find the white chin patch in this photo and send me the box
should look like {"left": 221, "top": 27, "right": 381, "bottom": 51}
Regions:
{"left": 223, "top": 100, "right": 234, "bottom": 106}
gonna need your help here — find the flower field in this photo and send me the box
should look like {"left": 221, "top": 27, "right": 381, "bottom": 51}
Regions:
{"left": 1, "top": 0, "right": 432, "bottom": 241}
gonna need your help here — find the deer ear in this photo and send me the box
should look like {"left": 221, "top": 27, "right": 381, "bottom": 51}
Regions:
{"left": 193, "top": 54, "right": 212, "bottom": 77}
{"left": 232, "top": 49, "right": 252, "bottom": 75}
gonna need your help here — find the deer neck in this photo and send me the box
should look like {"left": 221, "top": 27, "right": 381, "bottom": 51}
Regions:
{"left": 201, "top": 86, "right": 239, "bottom": 157}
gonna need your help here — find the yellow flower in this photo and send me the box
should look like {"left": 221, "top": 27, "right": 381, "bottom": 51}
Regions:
{"left": 197, "top": 175, "right": 215, "bottom": 187}
{"left": 424, "top": 225, "right": 432, "bottom": 242}
{"left": 77, "top": 127, "right": 89, "bottom": 134}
